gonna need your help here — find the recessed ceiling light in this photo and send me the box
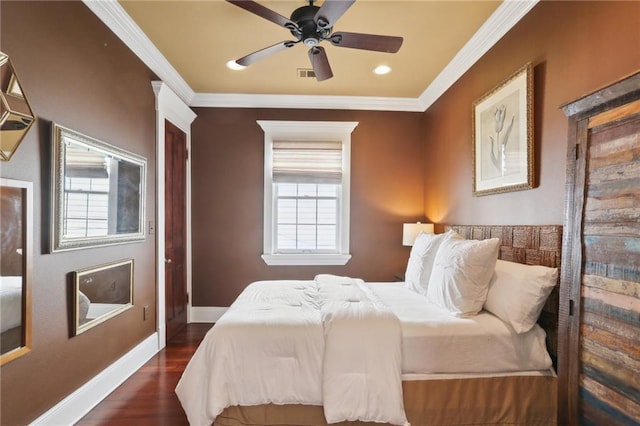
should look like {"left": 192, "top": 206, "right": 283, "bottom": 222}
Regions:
{"left": 373, "top": 65, "right": 392, "bottom": 75}
{"left": 226, "top": 60, "right": 246, "bottom": 71}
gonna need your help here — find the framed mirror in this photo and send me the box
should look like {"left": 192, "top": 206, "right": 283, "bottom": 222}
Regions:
{"left": 1, "top": 51, "right": 36, "bottom": 161}
{"left": 51, "top": 124, "right": 146, "bottom": 252}
{"left": 73, "top": 259, "right": 133, "bottom": 336}
{"left": 0, "top": 178, "right": 32, "bottom": 365}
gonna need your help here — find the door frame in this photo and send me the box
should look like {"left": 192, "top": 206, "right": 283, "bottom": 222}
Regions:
{"left": 152, "top": 81, "right": 196, "bottom": 349}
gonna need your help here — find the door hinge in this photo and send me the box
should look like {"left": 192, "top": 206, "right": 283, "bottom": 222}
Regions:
{"left": 186, "top": 149, "right": 189, "bottom": 160}
{"left": 569, "top": 299, "right": 575, "bottom": 316}
{"left": 575, "top": 144, "right": 579, "bottom": 160}
{"left": 186, "top": 292, "right": 189, "bottom": 304}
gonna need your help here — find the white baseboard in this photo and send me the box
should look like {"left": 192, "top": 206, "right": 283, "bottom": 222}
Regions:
{"left": 30, "top": 333, "right": 159, "bottom": 426}
{"left": 190, "top": 306, "right": 227, "bottom": 323}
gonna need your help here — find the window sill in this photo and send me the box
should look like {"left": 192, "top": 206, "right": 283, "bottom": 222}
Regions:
{"left": 261, "top": 253, "right": 352, "bottom": 266}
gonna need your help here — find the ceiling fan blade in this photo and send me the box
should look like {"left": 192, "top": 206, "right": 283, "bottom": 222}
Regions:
{"left": 308, "top": 46, "right": 333, "bottom": 82}
{"left": 226, "top": 0, "right": 299, "bottom": 31}
{"left": 314, "top": 0, "right": 355, "bottom": 29}
{"left": 329, "top": 32, "right": 403, "bottom": 53}
{"left": 236, "top": 41, "right": 298, "bottom": 66}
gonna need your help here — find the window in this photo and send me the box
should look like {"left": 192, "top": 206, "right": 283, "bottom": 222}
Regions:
{"left": 63, "top": 143, "right": 113, "bottom": 238}
{"left": 276, "top": 183, "right": 338, "bottom": 252}
{"left": 64, "top": 176, "right": 110, "bottom": 237}
{"left": 259, "top": 120, "right": 358, "bottom": 266}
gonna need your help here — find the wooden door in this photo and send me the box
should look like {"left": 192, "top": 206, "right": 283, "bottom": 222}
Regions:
{"left": 559, "top": 72, "right": 640, "bottom": 425}
{"left": 165, "top": 120, "right": 188, "bottom": 341}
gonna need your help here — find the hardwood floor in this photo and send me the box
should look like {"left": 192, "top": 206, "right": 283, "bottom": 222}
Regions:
{"left": 76, "top": 323, "right": 213, "bottom": 426}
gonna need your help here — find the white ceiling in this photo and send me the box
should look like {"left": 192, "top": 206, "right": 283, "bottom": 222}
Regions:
{"left": 85, "top": 0, "right": 538, "bottom": 111}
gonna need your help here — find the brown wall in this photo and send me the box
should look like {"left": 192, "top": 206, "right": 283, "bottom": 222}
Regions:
{"left": 423, "top": 0, "right": 640, "bottom": 227}
{"left": 2, "top": 0, "right": 637, "bottom": 422}
{"left": 0, "top": 2, "right": 157, "bottom": 425}
{"left": 191, "top": 108, "right": 425, "bottom": 306}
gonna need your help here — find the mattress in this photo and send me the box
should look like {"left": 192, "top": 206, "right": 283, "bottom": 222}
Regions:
{"left": 366, "top": 282, "right": 552, "bottom": 374}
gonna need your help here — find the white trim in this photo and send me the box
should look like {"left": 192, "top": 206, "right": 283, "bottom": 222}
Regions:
{"left": 190, "top": 93, "right": 424, "bottom": 112}
{"left": 85, "top": 0, "right": 538, "bottom": 112}
{"left": 152, "top": 82, "right": 197, "bottom": 349}
{"left": 258, "top": 121, "right": 356, "bottom": 266}
{"left": 418, "top": 0, "right": 539, "bottom": 110}
{"left": 190, "top": 306, "right": 228, "bottom": 323}
{"left": 30, "top": 333, "right": 159, "bottom": 426}
{"left": 262, "top": 253, "right": 352, "bottom": 266}
{"left": 82, "top": 0, "right": 194, "bottom": 105}
{"left": 257, "top": 120, "right": 359, "bottom": 140}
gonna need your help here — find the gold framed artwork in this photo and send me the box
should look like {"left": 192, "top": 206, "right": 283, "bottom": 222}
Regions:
{"left": 472, "top": 63, "right": 534, "bottom": 196}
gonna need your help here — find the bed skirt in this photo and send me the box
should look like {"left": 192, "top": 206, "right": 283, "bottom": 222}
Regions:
{"left": 214, "top": 374, "right": 557, "bottom": 426}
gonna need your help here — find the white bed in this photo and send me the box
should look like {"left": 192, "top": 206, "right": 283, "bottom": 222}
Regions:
{"left": 177, "top": 279, "right": 553, "bottom": 425}
{"left": 0, "top": 276, "right": 23, "bottom": 334}
{"left": 176, "top": 225, "right": 562, "bottom": 426}
{"left": 367, "top": 282, "right": 551, "bottom": 375}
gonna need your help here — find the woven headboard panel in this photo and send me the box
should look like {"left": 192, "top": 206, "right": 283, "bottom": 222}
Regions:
{"left": 444, "top": 225, "right": 563, "bottom": 367}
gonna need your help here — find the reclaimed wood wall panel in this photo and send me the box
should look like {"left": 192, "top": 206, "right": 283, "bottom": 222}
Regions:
{"left": 559, "top": 71, "right": 640, "bottom": 425}
{"left": 577, "top": 110, "right": 640, "bottom": 425}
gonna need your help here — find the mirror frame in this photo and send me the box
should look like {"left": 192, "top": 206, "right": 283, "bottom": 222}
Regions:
{"left": 51, "top": 123, "right": 147, "bottom": 252}
{"left": 0, "top": 178, "right": 33, "bottom": 365}
{"left": 0, "top": 51, "right": 36, "bottom": 161}
{"left": 73, "top": 258, "right": 134, "bottom": 336}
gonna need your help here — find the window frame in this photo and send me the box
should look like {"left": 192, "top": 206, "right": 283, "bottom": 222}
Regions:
{"left": 259, "top": 120, "right": 357, "bottom": 266}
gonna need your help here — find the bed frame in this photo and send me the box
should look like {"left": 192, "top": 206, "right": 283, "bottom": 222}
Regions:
{"left": 214, "top": 225, "right": 563, "bottom": 426}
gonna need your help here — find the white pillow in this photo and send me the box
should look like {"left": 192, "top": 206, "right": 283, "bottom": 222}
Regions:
{"left": 485, "top": 259, "right": 558, "bottom": 333}
{"left": 426, "top": 234, "right": 500, "bottom": 317}
{"left": 404, "top": 231, "right": 451, "bottom": 296}
{"left": 78, "top": 291, "right": 91, "bottom": 322}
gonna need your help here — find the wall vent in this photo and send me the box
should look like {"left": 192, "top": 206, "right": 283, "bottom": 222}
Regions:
{"left": 297, "top": 68, "right": 316, "bottom": 78}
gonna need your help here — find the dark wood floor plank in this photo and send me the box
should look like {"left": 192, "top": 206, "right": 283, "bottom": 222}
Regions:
{"left": 76, "top": 323, "right": 213, "bottom": 426}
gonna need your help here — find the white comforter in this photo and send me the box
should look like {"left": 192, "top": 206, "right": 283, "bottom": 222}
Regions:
{"left": 316, "top": 275, "right": 406, "bottom": 424}
{"left": 176, "top": 277, "right": 407, "bottom": 426}
{"left": 0, "top": 276, "right": 23, "bottom": 333}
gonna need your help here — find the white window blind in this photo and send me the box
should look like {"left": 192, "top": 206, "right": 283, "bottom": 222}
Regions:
{"left": 64, "top": 143, "right": 109, "bottom": 178}
{"left": 272, "top": 141, "right": 343, "bottom": 184}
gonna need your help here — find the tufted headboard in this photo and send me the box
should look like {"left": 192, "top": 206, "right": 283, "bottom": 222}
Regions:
{"left": 444, "top": 225, "right": 563, "bottom": 368}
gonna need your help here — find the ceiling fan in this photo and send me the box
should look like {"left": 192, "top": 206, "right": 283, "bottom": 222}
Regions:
{"left": 226, "top": 0, "right": 403, "bottom": 81}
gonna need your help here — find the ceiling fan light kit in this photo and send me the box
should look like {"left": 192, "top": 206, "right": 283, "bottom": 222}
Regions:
{"left": 226, "top": 0, "right": 403, "bottom": 81}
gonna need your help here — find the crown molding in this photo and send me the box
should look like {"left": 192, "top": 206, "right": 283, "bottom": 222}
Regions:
{"left": 151, "top": 81, "right": 197, "bottom": 127}
{"left": 418, "top": 0, "right": 539, "bottom": 110}
{"left": 82, "top": 0, "right": 195, "bottom": 104}
{"left": 190, "top": 93, "right": 424, "bottom": 112}
{"left": 84, "top": 0, "right": 538, "bottom": 112}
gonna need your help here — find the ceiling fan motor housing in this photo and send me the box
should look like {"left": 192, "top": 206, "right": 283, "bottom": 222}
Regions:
{"left": 290, "top": 5, "right": 331, "bottom": 47}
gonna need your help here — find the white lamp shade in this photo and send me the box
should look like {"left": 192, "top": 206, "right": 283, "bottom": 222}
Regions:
{"left": 402, "top": 222, "right": 434, "bottom": 246}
